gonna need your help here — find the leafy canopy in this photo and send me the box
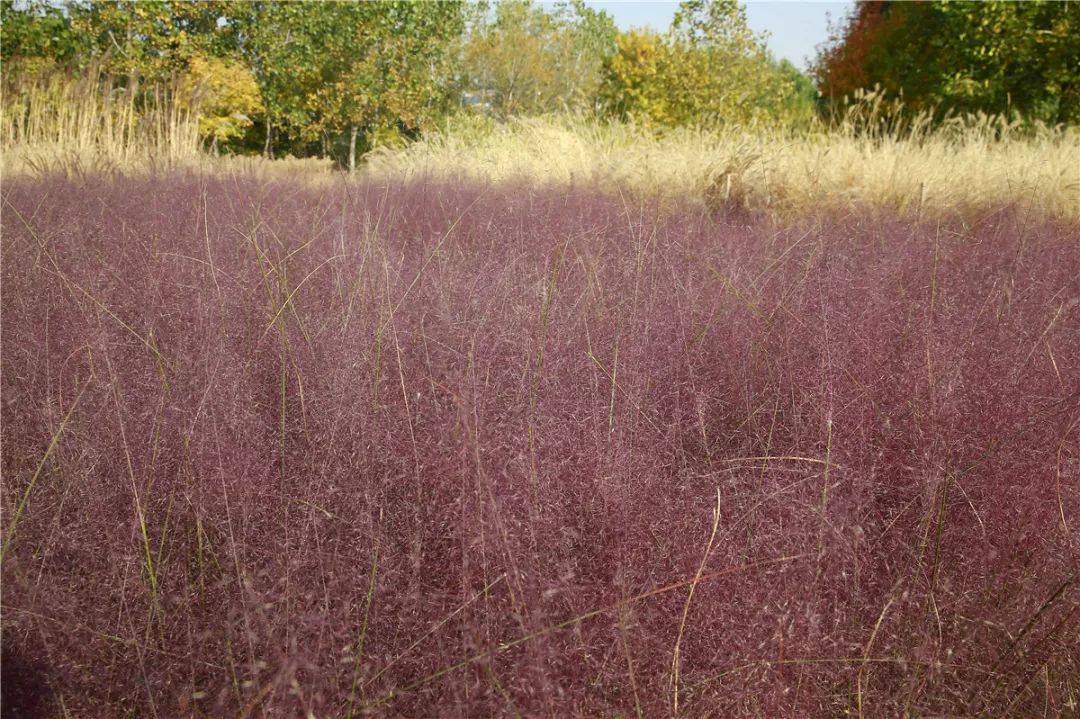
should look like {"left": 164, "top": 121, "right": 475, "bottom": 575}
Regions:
{"left": 598, "top": 0, "right": 796, "bottom": 128}
{"left": 814, "top": 0, "right": 1080, "bottom": 124}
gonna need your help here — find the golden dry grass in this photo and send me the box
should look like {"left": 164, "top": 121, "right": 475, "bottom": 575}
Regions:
{"left": 4, "top": 70, "right": 1077, "bottom": 222}
{"left": 2, "top": 66, "right": 201, "bottom": 169}
{"left": 363, "top": 114, "right": 1080, "bottom": 222}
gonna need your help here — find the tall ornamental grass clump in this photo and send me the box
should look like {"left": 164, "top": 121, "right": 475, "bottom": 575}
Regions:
{"left": 2, "top": 175, "right": 1077, "bottom": 716}
{"left": 364, "top": 114, "right": 1080, "bottom": 223}
{"left": 1, "top": 63, "right": 203, "bottom": 175}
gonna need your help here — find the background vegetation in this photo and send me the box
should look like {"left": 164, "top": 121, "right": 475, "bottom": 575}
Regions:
{"left": 8, "top": 0, "right": 1074, "bottom": 170}
{"left": 813, "top": 0, "right": 1079, "bottom": 125}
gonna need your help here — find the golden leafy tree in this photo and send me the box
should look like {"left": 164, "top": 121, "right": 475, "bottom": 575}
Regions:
{"left": 599, "top": 0, "right": 794, "bottom": 128}
{"left": 597, "top": 30, "right": 674, "bottom": 126}
{"left": 180, "top": 54, "right": 261, "bottom": 153}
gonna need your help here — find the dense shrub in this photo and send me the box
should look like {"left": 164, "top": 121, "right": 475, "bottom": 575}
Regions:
{"left": 2, "top": 175, "right": 1077, "bottom": 716}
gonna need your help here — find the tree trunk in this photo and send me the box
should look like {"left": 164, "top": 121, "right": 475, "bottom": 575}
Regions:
{"left": 1058, "top": 80, "right": 1077, "bottom": 125}
{"left": 349, "top": 124, "right": 359, "bottom": 174}
{"left": 264, "top": 116, "right": 273, "bottom": 159}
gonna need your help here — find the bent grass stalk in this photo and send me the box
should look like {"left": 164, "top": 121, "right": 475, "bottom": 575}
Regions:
{"left": 103, "top": 352, "right": 159, "bottom": 602}
{"left": 857, "top": 593, "right": 898, "bottom": 718}
{"left": 364, "top": 574, "right": 507, "bottom": 690}
{"left": 1055, "top": 416, "right": 1078, "bottom": 535}
{"left": 973, "top": 571, "right": 1080, "bottom": 711}
{"left": 1, "top": 377, "right": 90, "bottom": 562}
{"left": 671, "top": 487, "right": 723, "bottom": 716}
{"left": 346, "top": 509, "right": 382, "bottom": 718}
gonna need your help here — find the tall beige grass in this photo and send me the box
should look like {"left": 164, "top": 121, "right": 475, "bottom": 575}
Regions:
{"left": 1, "top": 65, "right": 343, "bottom": 182}
{"left": 4, "top": 68, "right": 1077, "bottom": 222}
{"left": 1, "top": 63, "right": 202, "bottom": 176}
{"left": 364, "top": 112, "right": 1080, "bottom": 222}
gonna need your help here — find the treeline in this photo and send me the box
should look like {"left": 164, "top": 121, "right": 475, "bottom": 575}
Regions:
{"left": 1, "top": 0, "right": 818, "bottom": 166}
{"left": 813, "top": 0, "right": 1079, "bottom": 125}
{"left": 3, "top": 0, "right": 1077, "bottom": 167}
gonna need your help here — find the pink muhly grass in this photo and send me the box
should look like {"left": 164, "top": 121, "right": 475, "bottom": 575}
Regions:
{"left": 1, "top": 174, "right": 1077, "bottom": 717}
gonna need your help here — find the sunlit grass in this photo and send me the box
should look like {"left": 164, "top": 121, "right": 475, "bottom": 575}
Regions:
{"left": 364, "top": 113, "right": 1080, "bottom": 222}
{"left": 5, "top": 70, "right": 1077, "bottom": 223}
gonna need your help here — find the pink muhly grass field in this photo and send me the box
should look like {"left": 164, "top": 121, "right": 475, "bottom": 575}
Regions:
{"left": 2, "top": 175, "right": 1078, "bottom": 717}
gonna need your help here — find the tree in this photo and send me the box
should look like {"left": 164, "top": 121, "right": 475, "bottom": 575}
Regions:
{"left": 768, "top": 58, "right": 820, "bottom": 129}
{"left": 813, "top": 1, "right": 1080, "bottom": 125}
{"left": 459, "top": 0, "right": 616, "bottom": 116}
{"left": 598, "top": 0, "right": 794, "bottom": 128}
{"left": 667, "top": 0, "right": 792, "bottom": 126}
{"left": 233, "top": 1, "right": 464, "bottom": 167}
{"left": 811, "top": 1, "right": 889, "bottom": 105}
{"left": 551, "top": 0, "right": 619, "bottom": 112}
{"left": 597, "top": 30, "right": 674, "bottom": 125}
{"left": 4, "top": 0, "right": 468, "bottom": 164}
{"left": 1, "top": 0, "right": 82, "bottom": 71}
{"left": 3, "top": 0, "right": 260, "bottom": 156}
{"left": 307, "top": 1, "right": 465, "bottom": 170}
{"left": 179, "top": 53, "right": 262, "bottom": 153}
{"left": 229, "top": 1, "right": 322, "bottom": 158}
{"left": 68, "top": 1, "right": 237, "bottom": 80}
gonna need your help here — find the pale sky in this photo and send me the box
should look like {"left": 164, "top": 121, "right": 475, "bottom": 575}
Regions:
{"left": 578, "top": 1, "right": 855, "bottom": 71}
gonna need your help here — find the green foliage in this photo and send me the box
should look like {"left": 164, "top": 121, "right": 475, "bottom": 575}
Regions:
{"left": 229, "top": 1, "right": 317, "bottom": 152}
{"left": 231, "top": 1, "right": 464, "bottom": 164}
{"left": 68, "top": 1, "right": 237, "bottom": 80}
{"left": 313, "top": 2, "right": 465, "bottom": 135}
{"left": 459, "top": 0, "right": 617, "bottom": 116}
{"left": 769, "top": 58, "right": 820, "bottom": 129}
{"left": 597, "top": 30, "right": 673, "bottom": 125}
{"left": 4, "top": 0, "right": 835, "bottom": 162}
{"left": 814, "top": 0, "right": 1080, "bottom": 125}
{"left": 670, "top": 0, "right": 756, "bottom": 47}
{"left": 1, "top": 0, "right": 81, "bottom": 69}
{"left": 598, "top": 0, "right": 795, "bottom": 129}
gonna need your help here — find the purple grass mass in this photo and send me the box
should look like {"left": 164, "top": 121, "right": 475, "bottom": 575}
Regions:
{"left": 2, "top": 175, "right": 1078, "bottom": 716}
